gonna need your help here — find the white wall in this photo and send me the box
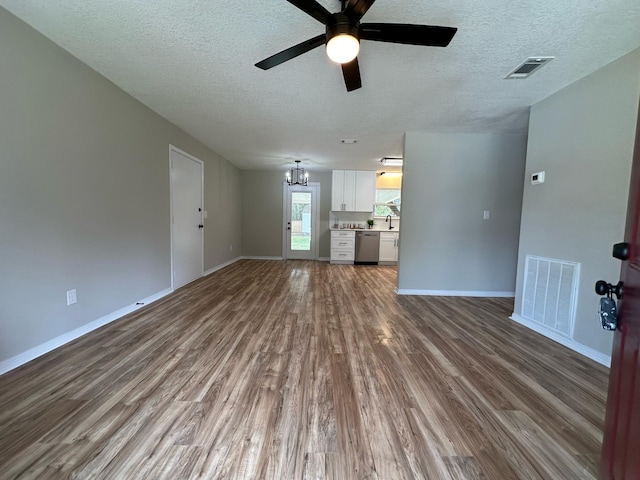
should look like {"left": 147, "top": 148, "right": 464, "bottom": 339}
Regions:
{"left": 513, "top": 48, "right": 640, "bottom": 359}
{"left": 0, "top": 7, "right": 241, "bottom": 366}
{"left": 398, "top": 132, "right": 527, "bottom": 295}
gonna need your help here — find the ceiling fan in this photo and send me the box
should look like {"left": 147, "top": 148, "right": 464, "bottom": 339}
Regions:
{"left": 255, "top": 0, "right": 457, "bottom": 92}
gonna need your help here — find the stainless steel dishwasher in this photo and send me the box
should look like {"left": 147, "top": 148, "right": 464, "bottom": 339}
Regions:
{"left": 355, "top": 231, "right": 380, "bottom": 265}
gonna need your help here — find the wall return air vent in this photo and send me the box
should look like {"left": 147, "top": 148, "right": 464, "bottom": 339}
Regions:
{"left": 521, "top": 255, "right": 579, "bottom": 337}
{"left": 505, "top": 57, "right": 554, "bottom": 79}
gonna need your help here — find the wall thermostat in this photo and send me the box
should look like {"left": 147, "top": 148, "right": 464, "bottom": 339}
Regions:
{"left": 531, "top": 171, "right": 545, "bottom": 185}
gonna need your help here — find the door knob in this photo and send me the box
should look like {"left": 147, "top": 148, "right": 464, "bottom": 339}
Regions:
{"left": 198, "top": 224, "right": 204, "bottom": 229}
{"left": 595, "top": 280, "right": 624, "bottom": 299}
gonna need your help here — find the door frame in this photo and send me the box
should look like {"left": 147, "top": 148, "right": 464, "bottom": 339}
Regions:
{"left": 169, "top": 145, "right": 204, "bottom": 290}
{"left": 282, "top": 182, "right": 320, "bottom": 260}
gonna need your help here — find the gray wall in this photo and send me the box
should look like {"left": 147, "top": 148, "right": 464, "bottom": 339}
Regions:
{"left": 0, "top": 8, "right": 241, "bottom": 362}
{"left": 398, "top": 133, "right": 527, "bottom": 293}
{"left": 241, "top": 171, "right": 331, "bottom": 258}
{"left": 204, "top": 158, "right": 242, "bottom": 266}
{"left": 514, "top": 48, "right": 640, "bottom": 356}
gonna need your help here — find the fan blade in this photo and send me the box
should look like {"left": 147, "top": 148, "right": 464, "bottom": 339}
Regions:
{"left": 344, "top": 0, "right": 376, "bottom": 20}
{"left": 360, "top": 23, "right": 457, "bottom": 47}
{"left": 341, "top": 58, "right": 362, "bottom": 92}
{"left": 255, "top": 34, "right": 326, "bottom": 70}
{"left": 287, "top": 0, "right": 335, "bottom": 25}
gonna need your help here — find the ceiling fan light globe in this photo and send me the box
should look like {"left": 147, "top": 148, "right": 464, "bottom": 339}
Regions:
{"left": 326, "top": 34, "right": 360, "bottom": 64}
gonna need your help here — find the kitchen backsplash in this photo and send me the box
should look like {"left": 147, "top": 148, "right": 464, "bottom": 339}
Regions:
{"left": 330, "top": 212, "right": 400, "bottom": 231}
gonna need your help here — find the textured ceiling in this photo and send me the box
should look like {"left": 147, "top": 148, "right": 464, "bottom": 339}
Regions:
{"left": 2, "top": 0, "right": 640, "bottom": 172}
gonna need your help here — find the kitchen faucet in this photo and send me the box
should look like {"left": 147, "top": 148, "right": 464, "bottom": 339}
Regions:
{"left": 386, "top": 215, "right": 394, "bottom": 230}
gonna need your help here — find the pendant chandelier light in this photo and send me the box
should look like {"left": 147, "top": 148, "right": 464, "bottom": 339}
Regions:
{"left": 286, "top": 160, "right": 308, "bottom": 186}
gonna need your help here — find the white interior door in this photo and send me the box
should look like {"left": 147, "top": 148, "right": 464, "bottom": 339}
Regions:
{"left": 284, "top": 183, "right": 319, "bottom": 260}
{"left": 170, "top": 146, "right": 204, "bottom": 289}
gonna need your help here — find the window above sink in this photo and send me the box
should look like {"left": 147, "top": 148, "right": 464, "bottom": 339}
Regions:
{"left": 374, "top": 188, "right": 401, "bottom": 217}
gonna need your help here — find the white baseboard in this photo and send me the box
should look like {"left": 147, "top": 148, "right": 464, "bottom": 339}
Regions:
{"left": 239, "top": 256, "right": 328, "bottom": 262}
{"left": 396, "top": 289, "right": 516, "bottom": 297}
{"left": 0, "top": 287, "right": 173, "bottom": 376}
{"left": 241, "top": 256, "right": 284, "bottom": 260}
{"left": 204, "top": 256, "right": 242, "bottom": 276}
{"left": 510, "top": 313, "right": 611, "bottom": 367}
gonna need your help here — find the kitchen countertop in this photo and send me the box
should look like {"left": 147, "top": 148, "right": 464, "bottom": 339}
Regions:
{"left": 330, "top": 228, "right": 400, "bottom": 233}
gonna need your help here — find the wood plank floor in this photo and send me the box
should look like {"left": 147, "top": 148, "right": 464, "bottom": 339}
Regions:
{"left": 0, "top": 260, "right": 609, "bottom": 479}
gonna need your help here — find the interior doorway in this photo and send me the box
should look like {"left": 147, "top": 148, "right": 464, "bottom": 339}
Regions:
{"left": 170, "top": 146, "right": 204, "bottom": 289}
{"left": 283, "top": 183, "right": 319, "bottom": 260}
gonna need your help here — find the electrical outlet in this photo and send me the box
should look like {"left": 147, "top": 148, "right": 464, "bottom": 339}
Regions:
{"left": 229, "top": 244, "right": 233, "bottom": 252}
{"left": 483, "top": 210, "right": 491, "bottom": 220}
{"left": 531, "top": 171, "right": 545, "bottom": 185}
{"left": 66, "top": 289, "right": 77, "bottom": 306}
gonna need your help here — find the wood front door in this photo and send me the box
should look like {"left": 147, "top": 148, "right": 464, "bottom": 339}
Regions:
{"left": 600, "top": 100, "right": 640, "bottom": 479}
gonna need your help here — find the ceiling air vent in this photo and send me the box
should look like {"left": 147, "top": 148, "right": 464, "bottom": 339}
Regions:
{"left": 505, "top": 57, "right": 554, "bottom": 79}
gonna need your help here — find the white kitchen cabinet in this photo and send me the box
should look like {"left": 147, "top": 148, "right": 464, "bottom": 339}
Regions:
{"left": 331, "top": 170, "right": 355, "bottom": 211}
{"left": 331, "top": 170, "right": 345, "bottom": 211}
{"left": 331, "top": 170, "right": 375, "bottom": 212}
{"left": 379, "top": 231, "right": 398, "bottom": 263}
{"left": 330, "top": 230, "right": 355, "bottom": 264}
{"left": 354, "top": 171, "right": 376, "bottom": 212}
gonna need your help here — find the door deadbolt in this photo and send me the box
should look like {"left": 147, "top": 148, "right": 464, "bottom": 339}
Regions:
{"left": 612, "top": 242, "right": 630, "bottom": 261}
